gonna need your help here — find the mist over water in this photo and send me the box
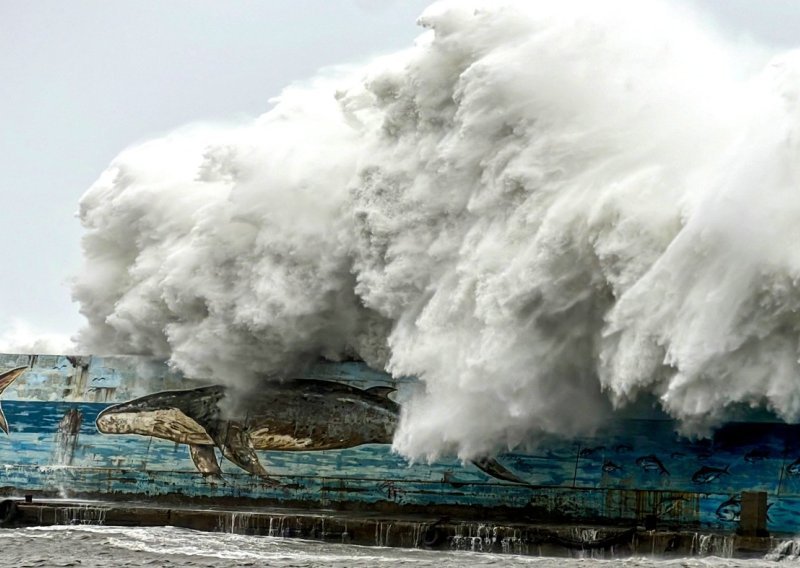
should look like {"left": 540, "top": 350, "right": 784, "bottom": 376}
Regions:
{"left": 73, "top": 0, "right": 800, "bottom": 462}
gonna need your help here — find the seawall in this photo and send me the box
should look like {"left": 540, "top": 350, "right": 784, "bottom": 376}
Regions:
{"left": 0, "top": 497, "right": 784, "bottom": 559}
{"left": 1, "top": 352, "right": 800, "bottom": 542}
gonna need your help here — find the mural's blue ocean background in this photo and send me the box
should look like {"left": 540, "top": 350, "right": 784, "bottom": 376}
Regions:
{"left": 4, "top": 355, "right": 800, "bottom": 533}
{"left": 6, "top": 393, "right": 800, "bottom": 533}
{"left": 0, "top": 525, "right": 792, "bottom": 568}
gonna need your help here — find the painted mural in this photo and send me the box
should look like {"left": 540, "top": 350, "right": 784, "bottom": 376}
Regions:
{"left": 2, "top": 352, "right": 800, "bottom": 533}
{"left": 94, "top": 379, "right": 522, "bottom": 485}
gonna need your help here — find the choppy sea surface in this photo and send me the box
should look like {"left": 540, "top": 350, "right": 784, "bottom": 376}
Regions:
{"left": 0, "top": 525, "right": 797, "bottom": 568}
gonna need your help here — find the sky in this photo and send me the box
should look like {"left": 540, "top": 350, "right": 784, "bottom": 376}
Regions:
{"left": 1, "top": 0, "right": 799, "bottom": 349}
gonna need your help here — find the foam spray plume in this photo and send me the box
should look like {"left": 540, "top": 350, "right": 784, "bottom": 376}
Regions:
{"left": 73, "top": 0, "right": 800, "bottom": 463}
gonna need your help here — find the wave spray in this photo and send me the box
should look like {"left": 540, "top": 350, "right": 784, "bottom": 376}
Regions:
{"left": 74, "top": 0, "right": 800, "bottom": 462}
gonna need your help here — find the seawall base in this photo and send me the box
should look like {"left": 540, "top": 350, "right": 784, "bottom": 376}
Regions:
{"left": 0, "top": 497, "right": 790, "bottom": 560}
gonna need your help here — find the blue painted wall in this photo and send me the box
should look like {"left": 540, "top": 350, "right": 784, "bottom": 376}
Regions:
{"left": 1, "top": 353, "right": 799, "bottom": 533}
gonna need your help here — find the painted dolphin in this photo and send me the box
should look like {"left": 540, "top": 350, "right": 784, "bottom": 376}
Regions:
{"left": 96, "top": 379, "right": 527, "bottom": 485}
{"left": 0, "top": 366, "right": 27, "bottom": 434}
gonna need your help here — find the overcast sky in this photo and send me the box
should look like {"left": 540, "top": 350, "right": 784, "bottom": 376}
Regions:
{"left": 1, "top": 0, "right": 799, "bottom": 347}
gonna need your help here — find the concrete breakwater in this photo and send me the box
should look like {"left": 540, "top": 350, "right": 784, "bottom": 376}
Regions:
{"left": 0, "top": 497, "right": 788, "bottom": 559}
{"left": 2, "top": 353, "right": 800, "bottom": 548}
{"left": 2, "top": 355, "right": 800, "bottom": 533}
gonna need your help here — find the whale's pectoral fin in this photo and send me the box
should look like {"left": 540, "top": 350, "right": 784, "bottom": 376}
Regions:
{"left": 471, "top": 457, "right": 529, "bottom": 485}
{"left": 209, "top": 422, "right": 280, "bottom": 486}
{"left": 0, "top": 367, "right": 28, "bottom": 435}
{"left": 189, "top": 444, "right": 223, "bottom": 479}
{"left": 0, "top": 367, "right": 27, "bottom": 393}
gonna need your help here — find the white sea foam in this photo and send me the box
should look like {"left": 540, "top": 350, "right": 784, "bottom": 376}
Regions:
{"left": 74, "top": 0, "right": 800, "bottom": 461}
{"left": 0, "top": 526, "right": 785, "bottom": 566}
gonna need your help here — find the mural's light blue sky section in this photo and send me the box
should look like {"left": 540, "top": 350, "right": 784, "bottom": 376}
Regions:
{"left": 0, "top": 0, "right": 799, "bottom": 346}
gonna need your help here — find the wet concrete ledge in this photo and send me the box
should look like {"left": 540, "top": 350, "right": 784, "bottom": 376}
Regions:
{"left": 0, "top": 497, "right": 788, "bottom": 559}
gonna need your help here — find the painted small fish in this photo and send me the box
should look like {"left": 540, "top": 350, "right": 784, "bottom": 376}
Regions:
{"left": 692, "top": 465, "right": 730, "bottom": 483}
{"left": 716, "top": 495, "right": 740, "bottom": 522}
{"left": 786, "top": 457, "right": 800, "bottom": 476}
{"left": 744, "top": 448, "right": 770, "bottom": 463}
{"left": 670, "top": 452, "right": 686, "bottom": 459}
{"left": 614, "top": 444, "right": 633, "bottom": 453}
{"left": 579, "top": 446, "right": 605, "bottom": 458}
{"left": 602, "top": 460, "right": 623, "bottom": 473}
{"left": 636, "top": 454, "right": 670, "bottom": 476}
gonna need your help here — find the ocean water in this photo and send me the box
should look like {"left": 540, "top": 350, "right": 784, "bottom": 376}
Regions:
{"left": 0, "top": 525, "right": 792, "bottom": 568}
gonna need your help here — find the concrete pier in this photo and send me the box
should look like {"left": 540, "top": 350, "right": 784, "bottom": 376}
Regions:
{"left": 0, "top": 497, "right": 785, "bottom": 559}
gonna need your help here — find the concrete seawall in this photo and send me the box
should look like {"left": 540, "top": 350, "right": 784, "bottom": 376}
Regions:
{"left": 0, "top": 497, "right": 787, "bottom": 560}
{"left": 2, "top": 353, "right": 800, "bottom": 554}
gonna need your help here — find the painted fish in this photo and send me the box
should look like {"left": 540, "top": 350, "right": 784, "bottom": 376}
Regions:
{"left": 744, "top": 448, "right": 770, "bottom": 463}
{"left": 602, "top": 460, "right": 622, "bottom": 473}
{"left": 579, "top": 446, "right": 605, "bottom": 458}
{"left": 692, "top": 465, "right": 730, "bottom": 483}
{"left": 786, "top": 457, "right": 800, "bottom": 476}
{"left": 614, "top": 444, "right": 633, "bottom": 453}
{"left": 635, "top": 454, "right": 670, "bottom": 476}
{"left": 0, "top": 367, "right": 27, "bottom": 434}
{"left": 96, "top": 379, "right": 527, "bottom": 485}
{"left": 715, "top": 495, "right": 773, "bottom": 522}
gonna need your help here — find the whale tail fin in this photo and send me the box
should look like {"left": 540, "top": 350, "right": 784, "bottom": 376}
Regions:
{"left": 0, "top": 367, "right": 27, "bottom": 435}
{"left": 471, "top": 457, "right": 529, "bottom": 485}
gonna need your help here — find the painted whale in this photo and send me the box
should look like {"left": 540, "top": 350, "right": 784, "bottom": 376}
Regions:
{"left": 0, "top": 366, "right": 28, "bottom": 434}
{"left": 95, "top": 379, "right": 526, "bottom": 485}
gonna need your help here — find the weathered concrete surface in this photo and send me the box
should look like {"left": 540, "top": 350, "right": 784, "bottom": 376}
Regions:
{"left": 740, "top": 491, "right": 769, "bottom": 536}
{"left": 0, "top": 497, "right": 780, "bottom": 559}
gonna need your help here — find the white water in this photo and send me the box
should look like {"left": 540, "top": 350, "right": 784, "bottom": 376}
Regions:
{"left": 74, "top": 0, "right": 800, "bottom": 462}
{"left": 0, "top": 525, "right": 791, "bottom": 567}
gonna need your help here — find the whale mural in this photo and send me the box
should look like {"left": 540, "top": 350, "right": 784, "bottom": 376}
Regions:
{"left": 0, "top": 366, "right": 28, "bottom": 434}
{"left": 95, "top": 378, "right": 527, "bottom": 485}
{"left": 6, "top": 353, "right": 800, "bottom": 533}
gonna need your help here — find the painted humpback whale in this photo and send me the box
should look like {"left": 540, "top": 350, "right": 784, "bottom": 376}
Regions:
{"left": 0, "top": 367, "right": 28, "bottom": 435}
{"left": 95, "top": 379, "right": 527, "bottom": 485}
